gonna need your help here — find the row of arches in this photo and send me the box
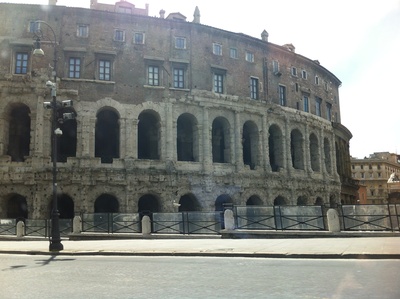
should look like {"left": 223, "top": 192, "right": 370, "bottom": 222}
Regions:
{"left": 1, "top": 192, "right": 331, "bottom": 220}
{"left": 4, "top": 102, "right": 334, "bottom": 174}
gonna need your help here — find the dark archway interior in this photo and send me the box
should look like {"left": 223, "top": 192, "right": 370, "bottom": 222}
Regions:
{"left": 58, "top": 108, "right": 77, "bottom": 162}
{"left": 94, "top": 194, "right": 119, "bottom": 213}
{"left": 7, "top": 105, "right": 31, "bottom": 162}
{"left": 7, "top": 194, "right": 28, "bottom": 220}
{"left": 179, "top": 194, "right": 201, "bottom": 211}
{"left": 138, "top": 112, "right": 159, "bottom": 160}
{"left": 95, "top": 109, "right": 120, "bottom": 163}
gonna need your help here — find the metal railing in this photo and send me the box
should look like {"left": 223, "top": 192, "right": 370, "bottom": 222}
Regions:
{"left": 0, "top": 219, "right": 16, "bottom": 235}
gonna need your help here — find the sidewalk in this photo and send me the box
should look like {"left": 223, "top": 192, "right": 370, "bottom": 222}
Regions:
{"left": 1, "top": 236, "right": 399, "bottom": 259}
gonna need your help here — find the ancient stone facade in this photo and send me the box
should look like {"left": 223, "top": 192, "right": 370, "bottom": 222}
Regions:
{"left": 0, "top": 3, "right": 357, "bottom": 220}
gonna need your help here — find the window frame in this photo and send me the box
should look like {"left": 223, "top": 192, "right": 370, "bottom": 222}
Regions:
{"left": 28, "top": 20, "right": 40, "bottom": 33}
{"left": 250, "top": 77, "right": 259, "bottom": 100}
{"left": 279, "top": 85, "right": 287, "bottom": 106}
{"left": 326, "top": 103, "right": 332, "bottom": 121}
{"left": 68, "top": 57, "right": 81, "bottom": 79}
{"left": 147, "top": 65, "right": 160, "bottom": 86}
{"left": 291, "top": 67, "right": 297, "bottom": 76}
{"left": 98, "top": 59, "right": 111, "bottom": 81}
{"left": 303, "top": 95, "right": 309, "bottom": 112}
{"left": 229, "top": 47, "right": 238, "bottom": 59}
{"left": 272, "top": 60, "right": 279, "bottom": 73}
{"left": 175, "top": 36, "right": 186, "bottom": 49}
{"left": 302, "top": 70, "right": 307, "bottom": 79}
{"left": 76, "top": 24, "right": 89, "bottom": 38}
{"left": 315, "top": 97, "right": 322, "bottom": 117}
{"left": 173, "top": 67, "right": 185, "bottom": 89}
{"left": 114, "top": 29, "right": 126, "bottom": 42}
{"left": 14, "top": 51, "right": 29, "bottom": 75}
{"left": 133, "top": 32, "right": 145, "bottom": 44}
{"left": 213, "top": 43, "right": 222, "bottom": 56}
{"left": 245, "top": 51, "right": 254, "bottom": 63}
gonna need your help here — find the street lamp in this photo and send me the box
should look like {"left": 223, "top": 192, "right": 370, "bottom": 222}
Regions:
{"left": 33, "top": 20, "right": 63, "bottom": 251}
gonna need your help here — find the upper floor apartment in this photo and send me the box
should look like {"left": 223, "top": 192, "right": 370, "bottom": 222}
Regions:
{"left": 0, "top": 3, "right": 342, "bottom": 124}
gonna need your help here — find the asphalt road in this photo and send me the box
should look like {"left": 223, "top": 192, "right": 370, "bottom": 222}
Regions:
{"left": 1, "top": 255, "right": 399, "bottom": 299}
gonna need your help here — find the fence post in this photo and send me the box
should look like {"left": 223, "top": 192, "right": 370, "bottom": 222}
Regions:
{"left": 142, "top": 215, "right": 151, "bottom": 236}
{"left": 73, "top": 216, "right": 82, "bottom": 234}
{"left": 16, "top": 221, "right": 25, "bottom": 237}
{"left": 223, "top": 209, "right": 235, "bottom": 231}
{"left": 327, "top": 209, "right": 341, "bottom": 232}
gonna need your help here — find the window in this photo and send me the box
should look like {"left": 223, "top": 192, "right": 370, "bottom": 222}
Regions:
{"left": 291, "top": 67, "right": 297, "bottom": 76}
{"left": 315, "top": 97, "right": 322, "bottom": 117}
{"left": 315, "top": 76, "right": 319, "bottom": 85}
{"left": 15, "top": 52, "right": 28, "bottom": 74}
{"left": 99, "top": 60, "right": 111, "bottom": 81}
{"left": 148, "top": 65, "right": 159, "bottom": 86}
{"left": 69, "top": 57, "right": 81, "bottom": 78}
{"left": 29, "top": 21, "right": 40, "bottom": 33}
{"left": 173, "top": 68, "right": 184, "bottom": 88}
{"left": 114, "top": 30, "right": 125, "bottom": 42}
{"left": 250, "top": 77, "right": 258, "bottom": 100}
{"left": 273, "top": 60, "right": 279, "bottom": 73}
{"left": 175, "top": 37, "right": 186, "bottom": 49}
{"left": 326, "top": 103, "right": 332, "bottom": 121}
{"left": 213, "top": 43, "right": 222, "bottom": 55}
{"left": 230, "top": 48, "right": 238, "bottom": 59}
{"left": 303, "top": 95, "right": 309, "bottom": 112}
{"left": 302, "top": 70, "right": 307, "bottom": 79}
{"left": 361, "top": 165, "right": 364, "bottom": 170}
{"left": 134, "top": 32, "right": 145, "bottom": 44}
{"left": 77, "top": 24, "right": 88, "bottom": 37}
{"left": 245, "top": 52, "right": 254, "bottom": 62}
{"left": 279, "top": 85, "right": 286, "bottom": 106}
{"left": 214, "top": 73, "right": 223, "bottom": 93}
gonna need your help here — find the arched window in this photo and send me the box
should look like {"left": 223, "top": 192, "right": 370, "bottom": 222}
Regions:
{"left": 7, "top": 104, "right": 31, "bottom": 162}
{"left": 268, "top": 124, "right": 283, "bottom": 172}
{"left": 242, "top": 121, "right": 259, "bottom": 170}
{"left": 212, "top": 117, "right": 231, "bottom": 163}
{"left": 95, "top": 109, "right": 120, "bottom": 163}
{"left": 138, "top": 110, "right": 160, "bottom": 160}
{"left": 177, "top": 113, "right": 198, "bottom": 162}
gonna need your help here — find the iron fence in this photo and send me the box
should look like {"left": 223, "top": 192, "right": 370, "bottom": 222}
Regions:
{"left": 0, "top": 219, "right": 16, "bottom": 235}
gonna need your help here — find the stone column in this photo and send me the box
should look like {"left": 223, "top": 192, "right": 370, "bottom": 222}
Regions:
{"left": 304, "top": 124, "right": 312, "bottom": 174}
{"left": 33, "top": 95, "right": 45, "bottom": 156}
{"left": 119, "top": 118, "right": 126, "bottom": 158}
{"left": 261, "top": 114, "right": 270, "bottom": 171}
{"left": 234, "top": 111, "right": 243, "bottom": 171}
{"left": 202, "top": 107, "right": 212, "bottom": 172}
{"left": 284, "top": 117, "right": 292, "bottom": 176}
{"left": 125, "top": 118, "right": 135, "bottom": 159}
{"left": 165, "top": 104, "right": 174, "bottom": 160}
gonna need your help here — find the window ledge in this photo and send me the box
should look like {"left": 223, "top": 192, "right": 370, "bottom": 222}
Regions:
{"left": 61, "top": 78, "right": 115, "bottom": 84}
{"left": 169, "top": 88, "right": 190, "bottom": 92}
{"left": 144, "top": 85, "right": 165, "bottom": 89}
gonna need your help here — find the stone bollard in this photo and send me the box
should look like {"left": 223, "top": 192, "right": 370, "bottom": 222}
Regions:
{"left": 223, "top": 209, "right": 235, "bottom": 231}
{"left": 73, "top": 216, "right": 82, "bottom": 234}
{"left": 16, "top": 221, "right": 25, "bottom": 238}
{"left": 141, "top": 215, "right": 151, "bottom": 236}
{"left": 327, "top": 208, "right": 341, "bottom": 232}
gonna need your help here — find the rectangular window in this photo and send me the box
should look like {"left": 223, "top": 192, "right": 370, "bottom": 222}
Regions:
{"left": 230, "top": 48, "right": 238, "bottom": 59}
{"left": 291, "top": 67, "right": 297, "bottom": 76}
{"left": 245, "top": 52, "right": 254, "bottom": 62}
{"left": 213, "top": 43, "right": 222, "bottom": 55}
{"left": 69, "top": 57, "right": 81, "bottom": 78}
{"left": 99, "top": 60, "right": 111, "bottom": 81}
{"left": 273, "top": 60, "right": 279, "bottom": 73}
{"left": 214, "top": 73, "right": 223, "bottom": 93}
{"left": 148, "top": 66, "right": 159, "bottom": 86}
{"left": 279, "top": 85, "right": 286, "bottom": 106}
{"left": 173, "top": 68, "right": 184, "bottom": 88}
{"left": 250, "top": 77, "right": 258, "bottom": 100}
{"left": 15, "top": 52, "right": 28, "bottom": 74}
{"left": 302, "top": 70, "right": 307, "bottom": 79}
{"left": 326, "top": 103, "right": 332, "bottom": 121}
{"left": 315, "top": 97, "right": 322, "bottom": 116}
{"left": 315, "top": 76, "right": 319, "bottom": 85}
{"left": 29, "top": 21, "right": 40, "bottom": 33}
{"left": 114, "top": 30, "right": 125, "bottom": 42}
{"left": 175, "top": 37, "right": 186, "bottom": 49}
{"left": 77, "top": 24, "right": 88, "bottom": 37}
{"left": 303, "top": 95, "right": 309, "bottom": 112}
{"left": 134, "top": 32, "right": 145, "bottom": 44}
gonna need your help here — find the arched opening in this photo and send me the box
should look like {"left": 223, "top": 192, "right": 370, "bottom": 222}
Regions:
{"left": 94, "top": 194, "right": 119, "bottom": 213}
{"left": 246, "top": 195, "right": 263, "bottom": 205}
{"left": 212, "top": 117, "right": 231, "bottom": 163}
{"left": 268, "top": 124, "right": 283, "bottom": 172}
{"left": 273, "top": 196, "right": 286, "bottom": 206}
{"left": 95, "top": 109, "right": 120, "bottom": 163}
{"left": 297, "top": 196, "right": 308, "bottom": 206}
{"left": 138, "top": 110, "right": 160, "bottom": 160}
{"left": 324, "top": 138, "right": 332, "bottom": 174}
{"left": 315, "top": 197, "right": 324, "bottom": 205}
{"left": 177, "top": 113, "right": 198, "bottom": 162}
{"left": 6, "top": 194, "right": 28, "bottom": 221}
{"left": 309, "top": 133, "right": 320, "bottom": 172}
{"left": 58, "top": 108, "right": 77, "bottom": 162}
{"left": 291, "top": 129, "right": 304, "bottom": 170}
{"left": 57, "top": 194, "right": 75, "bottom": 219}
{"left": 138, "top": 194, "right": 161, "bottom": 214}
{"left": 215, "top": 194, "right": 233, "bottom": 229}
{"left": 7, "top": 104, "right": 31, "bottom": 162}
{"left": 178, "top": 193, "right": 201, "bottom": 211}
{"left": 242, "top": 121, "right": 259, "bottom": 170}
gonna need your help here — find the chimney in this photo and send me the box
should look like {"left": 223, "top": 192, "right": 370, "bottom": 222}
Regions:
{"left": 49, "top": 0, "right": 57, "bottom": 4}
{"left": 160, "top": 9, "right": 165, "bottom": 19}
{"left": 193, "top": 6, "right": 200, "bottom": 23}
{"left": 261, "top": 30, "right": 269, "bottom": 42}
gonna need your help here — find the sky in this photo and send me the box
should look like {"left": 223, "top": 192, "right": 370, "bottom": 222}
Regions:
{"left": 2, "top": 0, "right": 400, "bottom": 159}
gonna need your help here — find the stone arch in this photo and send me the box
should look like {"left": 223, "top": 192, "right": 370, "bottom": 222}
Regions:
{"left": 290, "top": 128, "right": 304, "bottom": 170}
{"left": 315, "top": 197, "right": 324, "bottom": 205}
{"left": 242, "top": 121, "right": 259, "bottom": 170}
{"left": 49, "top": 194, "right": 75, "bottom": 219}
{"left": 297, "top": 195, "right": 308, "bottom": 205}
{"left": 138, "top": 194, "right": 161, "bottom": 214}
{"left": 324, "top": 138, "right": 332, "bottom": 174}
{"left": 177, "top": 113, "right": 199, "bottom": 162}
{"left": 273, "top": 196, "right": 287, "bottom": 206}
{"left": 246, "top": 195, "right": 263, "bottom": 205}
{"left": 268, "top": 124, "right": 284, "bottom": 172}
{"left": 4, "top": 193, "right": 28, "bottom": 220}
{"left": 215, "top": 194, "right": 233, "bottom": 211}
{"left": 6, "top": 103, "right": 31, "bottom": 162}
{"left": 309, "top": 133, "right": 320, "bottom": 172}
{"left": 178, "top": 193, "right": 201, "bottom": 211}
{"left": 58, "top": 107, "right": 77, "bottom": 162}
{"left": 138, "top": 110, "right": 161, "bottom": 160}
{"left": 95, "top": 108, "right": 120, "bottom": 163}
{"left": 212, "top": 117, "right": 231, "bottom": 163}
{"left": 94, "top": 194, "right": 119, "bottom": 213}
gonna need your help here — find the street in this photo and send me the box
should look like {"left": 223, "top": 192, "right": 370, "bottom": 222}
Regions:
{"left": 1, "top": 255, "right": 399, "bottom": 299}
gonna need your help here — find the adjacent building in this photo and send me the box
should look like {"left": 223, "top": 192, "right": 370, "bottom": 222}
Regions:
{"left": 0, "top": 1, "right": 357, "bottom": 220}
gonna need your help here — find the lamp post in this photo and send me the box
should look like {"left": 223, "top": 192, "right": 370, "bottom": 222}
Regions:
{"left": 33, "top": 21, "right": 63, "bottom": 251}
